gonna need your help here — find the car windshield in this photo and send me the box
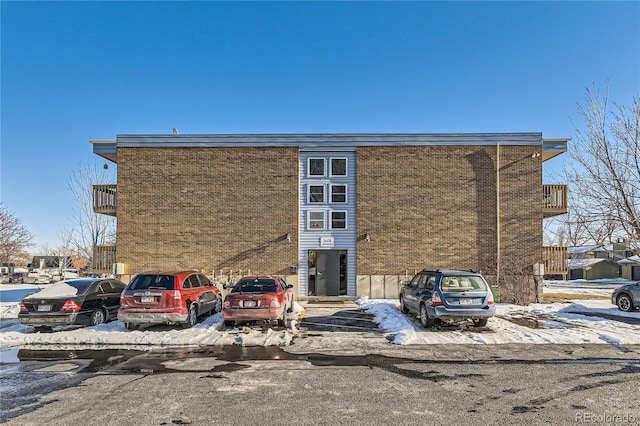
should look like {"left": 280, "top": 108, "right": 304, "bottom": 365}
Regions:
{"left": 66, "top": 279, "right": 95, "bottom": 295}
{"left": 440, "top": 276, "right": 488, "bottom": 292}
{"left": 128, "top": 274, "right": 175, "bottom": 290}
{"left": 231, "top": 279, "right": 277, "bottom": 293}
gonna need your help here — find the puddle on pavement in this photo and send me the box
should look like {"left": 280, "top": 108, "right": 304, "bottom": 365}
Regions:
{"left": 6, "top": 345, "right": 640, "bottom": 376}
{"left": 298, "top": 309, "right": 380, "bottom": 332}
{"left": 499, "top": 315, "right": 574, "bottom": 329}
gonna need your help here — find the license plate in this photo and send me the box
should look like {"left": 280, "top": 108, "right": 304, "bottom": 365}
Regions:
{"left": 243, "top": 300, "right": 257, "bottom": 308}
{"left": 37, "top": 305, "right": 52, "bottom": 311}
{"left": 141, "top": 296, "right": 154, "bottom": 303}
{"left": 460, "top": 298, "right": 472, "bottom": 305}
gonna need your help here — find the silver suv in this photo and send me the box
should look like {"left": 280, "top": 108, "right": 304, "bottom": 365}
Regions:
{"left": 399, "top": 269, "right": 496, "bottom": 327}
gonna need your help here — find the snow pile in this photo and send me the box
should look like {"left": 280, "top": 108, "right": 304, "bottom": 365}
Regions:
{"left": 356, "top": 297, "right": 417, "bottom": 344}
{"left": 0, "top": 304, "right": 20, "bottom": 320}
{"left": 0, "top": 313, "right": 294, "bottom": 348}
{"left": 357, "top": 297, "right": 640, "bottom": 346}
{"left": 1, "top": 282, "right": 639, "bottom": 348}
{"left": 0, "top": 301, "right": 305, "bottom": 349}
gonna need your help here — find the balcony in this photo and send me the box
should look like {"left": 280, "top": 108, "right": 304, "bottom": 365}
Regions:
{"left": 93, "top": 184, "right": 117, "bottom": 216}
{"left": 543, "top": 184, "right": 568, "bottom": 218}
{"left": 543, "top": 246, "right": 568, "bottom": 276}
{"left": 93, "top": 245, "right": 116, "bottom": 272}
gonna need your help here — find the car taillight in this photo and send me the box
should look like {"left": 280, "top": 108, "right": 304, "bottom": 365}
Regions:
{"left": 174, "top": 291, "right": 182, "bottom": 300}
{"left": 224, "top": 299, "right": 231, "bottom": 308}
{"left": 120, "top": 295, "right": 128, "bottom": 308}
{"left": 486, "top": 290, "right": 495, "bottom": 306}
{"left": 270, "top": 299, "right": 281, "bottom": 308}
{"left": 431, "top": 292, "right": 443, "bottom": 306}
{"left": 20, "top": 302, "right": 28, "bottom": 312}
{"left": 61, "top": 300, "right": 81, "bottom": 312}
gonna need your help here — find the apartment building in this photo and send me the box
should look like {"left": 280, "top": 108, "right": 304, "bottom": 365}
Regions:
{"left": 92, "top": 133, "right": 569, "bottom": 302}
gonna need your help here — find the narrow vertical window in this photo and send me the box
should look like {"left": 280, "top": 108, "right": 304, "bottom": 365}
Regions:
{"left": 330, "top": 158, "right": 347, "bottom": 176}
{"left": 308, "top": 158, "right": 325, "bottom": 177}
{"left": 330, "top": 185, "right": 347, "bottom": 203}
{"left": 308, "top": 185, "right": 325, "bottom": 203}
{"left": 331, "top": 211, "right": 347, "bottom": 229}
{"left": 308, "top": 211, "right": 325, "bottom": 230}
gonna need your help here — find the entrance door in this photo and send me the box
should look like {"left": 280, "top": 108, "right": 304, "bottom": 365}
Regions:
{"left": 632, "top": 266, "right": 640, "bottom": 281}
{"left": 308, "top": 250, "right": 347, "bottom": 296}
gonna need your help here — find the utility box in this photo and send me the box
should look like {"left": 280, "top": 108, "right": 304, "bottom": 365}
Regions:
{"left": 112, "top": 262, "right": 126, "bottom": 275}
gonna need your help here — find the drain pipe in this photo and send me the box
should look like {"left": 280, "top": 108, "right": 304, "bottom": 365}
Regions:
{"left": 496, "top": 143, "right": 501, "bottom": 287}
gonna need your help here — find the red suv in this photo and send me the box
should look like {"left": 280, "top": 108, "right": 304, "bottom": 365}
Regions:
{"left": 118, "top": 271, "right": 221, "bottom": 330}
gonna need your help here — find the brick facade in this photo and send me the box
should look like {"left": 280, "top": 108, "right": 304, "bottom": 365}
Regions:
{"left": 356, "top": 145, "right": 541, "bottom": 278}
{"left": 117, "top": 147, "right": 299, "bottom": 275}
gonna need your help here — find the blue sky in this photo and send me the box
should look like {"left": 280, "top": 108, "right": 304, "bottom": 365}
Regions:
{"left": 1, "top": 1, "right": 639, "bottom": 251}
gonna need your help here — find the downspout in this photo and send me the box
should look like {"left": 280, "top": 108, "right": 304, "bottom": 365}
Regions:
{"left": 496, "top": 143, "right": 501, "bottom": 287}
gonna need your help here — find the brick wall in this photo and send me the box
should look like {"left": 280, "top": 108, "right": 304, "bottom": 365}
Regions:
{"left": 356, "top": 145, "right": 542, "bottom": 278}
{"left": 115, "top": 143, "right": 542, "bottom": 298}
{"left": 116, "top": 147, "right": 299, "bottom": 276}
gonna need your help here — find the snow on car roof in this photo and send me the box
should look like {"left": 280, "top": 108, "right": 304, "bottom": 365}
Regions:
{"left": 23, "top": 282, "right": 79, "bottom": 299}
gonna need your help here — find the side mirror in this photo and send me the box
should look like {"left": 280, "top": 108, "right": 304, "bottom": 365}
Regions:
{"left": 286, "top": 284, "right": 294, "bottom": 289}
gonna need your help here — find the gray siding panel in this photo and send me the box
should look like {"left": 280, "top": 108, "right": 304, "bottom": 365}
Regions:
{"left": 298, "top": 151, "right": 357, "bottom": 297}
{"left": 115, "top": 133, "right": 546, "bottom": 147}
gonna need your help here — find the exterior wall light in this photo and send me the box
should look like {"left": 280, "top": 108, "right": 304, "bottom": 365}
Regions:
{"left": 286, "top": 233, "right": 291, "bottom": 242}
{"left": 365, "top": 233, "right": 371, "bottom": 242}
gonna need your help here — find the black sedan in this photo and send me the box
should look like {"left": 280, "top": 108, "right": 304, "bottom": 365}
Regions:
{"left": 18, "top": 278, "right": 127, "bottom": 331}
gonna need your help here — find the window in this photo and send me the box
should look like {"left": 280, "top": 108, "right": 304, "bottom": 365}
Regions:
{"left": 330, "top": 185, "right": 347, "bottom": 203}
{"left": 196, "top": 274, "right": 211, "bottom": 287}
{"left": 409, "top": 274, "right": 423, "bottom": 287}
{"left": 308, "top": 185, "right": 325, "bottom": 203}
{"left": 279, "top": 278, "right": 288, "bottom": 291}
{"left": 308, "top": 158, "right": 325, "bottom": 177}
{"left": 308, "top": 211, "right": 325, "bottom": 230}
{"left": 331, "top": 211, "right": 347, "bottom": 229}
{"left": 330, "top": 158, "right": 347, "bottom": 176}
{"left": 426, "top": 275, "right": 436, "bottom": 290}
{"left": 417, "top": 274, "right": 428, "bottom": 290}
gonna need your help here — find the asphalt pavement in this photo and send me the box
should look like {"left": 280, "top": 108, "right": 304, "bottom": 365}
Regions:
{"left": 2, "top": 301, "right": 640, "bottom": 425}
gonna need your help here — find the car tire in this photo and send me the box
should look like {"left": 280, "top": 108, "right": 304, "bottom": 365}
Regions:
{"left": 224, "top": 320, "right": 235, "bottom": 327}
{"left": 472, "top": 318, "right": 488, "bottom": 327}
{"left": 419, "top": 303, "right": 434, "bottom": 328}
{"left": 277, "top": 309, "right": 287, "bottom": 327}
{"left": 90, "top": 309, "right": 106, "bottom": 326}
{"left": 400, "top": 295, "right": 409, "bottom": 314}
{"left": 214, "top": 296, "right": 222, "bottom": 314}
{"left": 125, "top": 322, "right": 138, "bottom": 331}
{"left": 287, "top": 297, "right": 294, "bottom": 313}
{"left": 616, "top": 294, "right": 635, "bottom": 312}
{"left": 181, "top": 305, "right": 198, "bottom": 329}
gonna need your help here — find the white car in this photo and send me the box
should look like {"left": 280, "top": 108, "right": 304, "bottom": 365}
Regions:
{"left": 61, "top": 268, "right": 79, "bottom": 280}
{"left": 34, "top": 274, "right": 52, "bottom": 284}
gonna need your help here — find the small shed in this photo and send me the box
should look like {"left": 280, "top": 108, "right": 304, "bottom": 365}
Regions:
{"left": 568, "top": 258, "right": 620, "bottom": 280}
{"left": 619, "top": 256, "right": 640, "bottom": 281}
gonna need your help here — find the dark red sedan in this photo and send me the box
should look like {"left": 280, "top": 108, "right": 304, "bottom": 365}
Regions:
{"left": 223, "top": 275, "right": 294, "bottom": 327}
{"left": 9, "top": 272, "right": 26, "bottom": 283}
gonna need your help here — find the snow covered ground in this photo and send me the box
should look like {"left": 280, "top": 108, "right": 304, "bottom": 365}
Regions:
{"left": 0, "top": 280, "right": 638, "bottom": 349}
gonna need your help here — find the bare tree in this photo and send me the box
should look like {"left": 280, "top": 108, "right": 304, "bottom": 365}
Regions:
{"left": 63, "top": 160, "right": 116, "bottom": 265}
{"left": 561, "top": 84, "right": 640, "bottom": 248}
{"left": 0, "top": 203, "right": 35, "bottom": 264}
